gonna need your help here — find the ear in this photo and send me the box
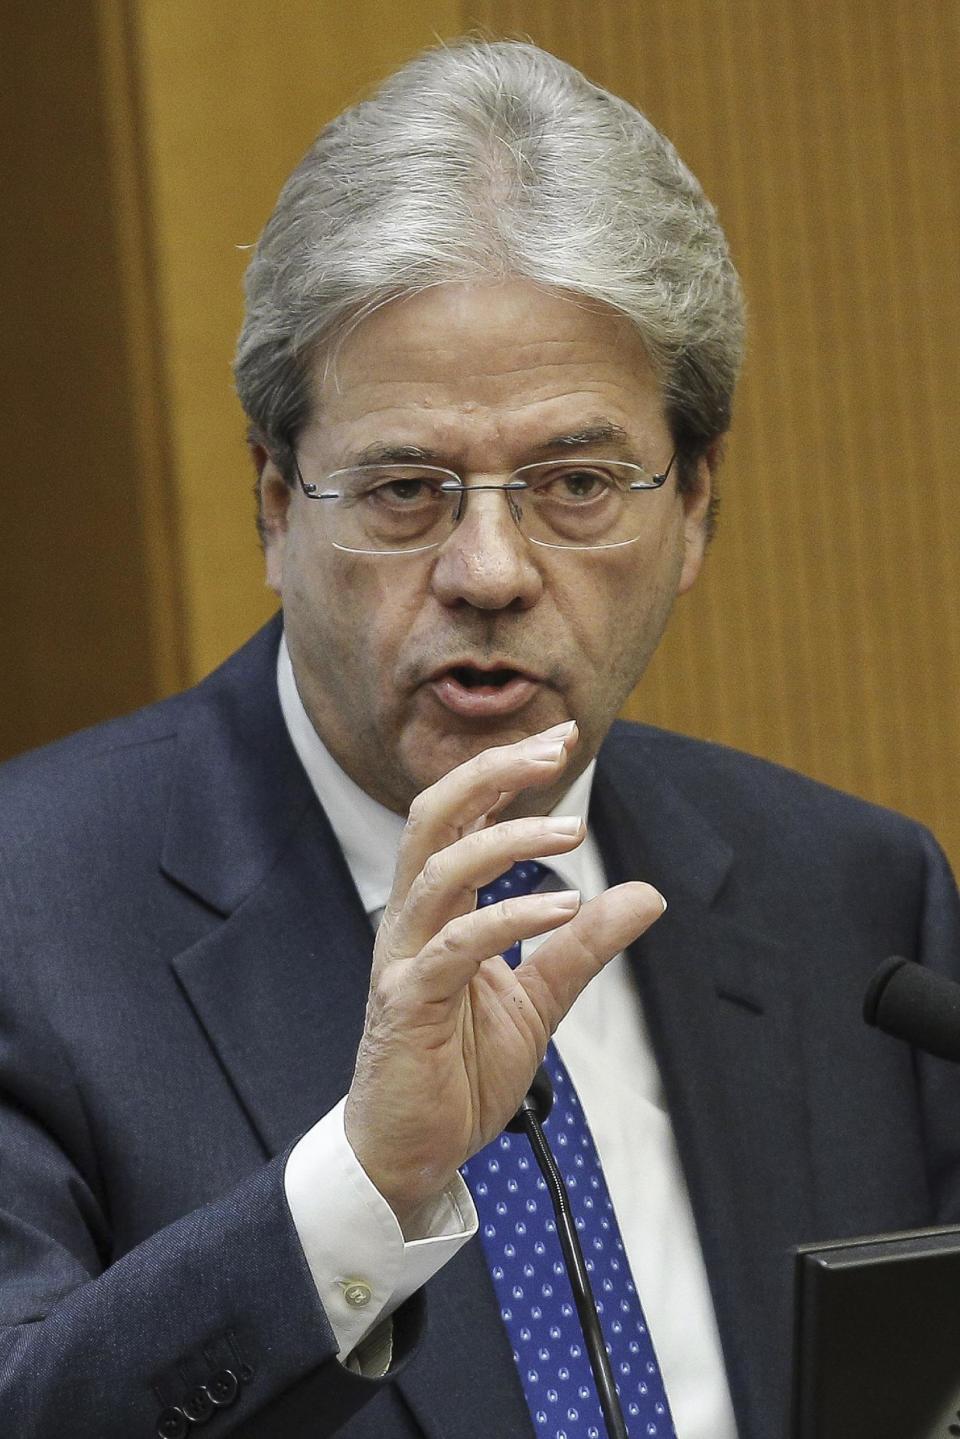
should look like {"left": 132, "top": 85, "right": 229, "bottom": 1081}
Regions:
{"left": 253, "top": 444, "right": 294, "bottom": 595}
{"left": 677, "top": 445, "right": 718, "bottom": 595}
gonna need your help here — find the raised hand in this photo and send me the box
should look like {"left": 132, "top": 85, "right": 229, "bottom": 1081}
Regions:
{"left": 343, "top": 720, "right": 666, "bottom": 1224}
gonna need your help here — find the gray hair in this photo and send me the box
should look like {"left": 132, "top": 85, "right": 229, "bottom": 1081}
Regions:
{"left": 235, "top": 39, "right": 745, "bottom": 495}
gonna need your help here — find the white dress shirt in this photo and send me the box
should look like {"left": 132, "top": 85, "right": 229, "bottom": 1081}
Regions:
{"left": 278, "top": 637, "right": 738, "bottom": 1437}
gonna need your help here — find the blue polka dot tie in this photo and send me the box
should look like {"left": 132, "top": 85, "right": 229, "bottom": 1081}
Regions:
{"left": 461, "top": 862, "right": 675, "bottom": 1439}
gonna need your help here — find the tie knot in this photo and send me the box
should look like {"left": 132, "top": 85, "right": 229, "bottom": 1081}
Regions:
{"left": 477, "top": 860, "right": 548, "bottom": 909}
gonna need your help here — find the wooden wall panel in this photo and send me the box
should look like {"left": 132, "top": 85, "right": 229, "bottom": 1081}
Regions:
{"left": 0, "top": 1, "right": 183, "bottom": 762}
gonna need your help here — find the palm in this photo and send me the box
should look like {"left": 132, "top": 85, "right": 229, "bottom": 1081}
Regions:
{"left": 446, "top": 960, "right": 554, "bottom": 1152}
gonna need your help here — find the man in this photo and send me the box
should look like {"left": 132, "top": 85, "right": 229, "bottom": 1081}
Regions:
{"left": 2, "top": 38, "right": 959, "bottom": 1439}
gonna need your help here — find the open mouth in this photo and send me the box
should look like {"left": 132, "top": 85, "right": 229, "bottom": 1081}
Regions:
{"left": 450, "top": 665, "right": 520, "bottom": 689}
{"left": 429, "top": 664, "right": 541, "bottom": 717}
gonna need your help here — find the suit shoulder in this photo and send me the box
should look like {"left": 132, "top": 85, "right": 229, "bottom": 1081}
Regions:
{"left": 0, "top": 619, "right": 283, "bottom": 860}
{"left": 603, "top": 720, "right": 935, "bottom": 854}
{"left": 0, "top": 692, "right": 188, "bottom": 851}
{"left": 0, "top": 680, "right": 193, "bottom": 778}
{"left": 0, "top": 618, "right": 282, "bottom": 815}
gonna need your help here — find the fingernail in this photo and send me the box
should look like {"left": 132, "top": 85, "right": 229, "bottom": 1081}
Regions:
{"left": 542, "top": 889, "right": 580, "bottom": 910}
{"left": 657, "top": 891, "right": 668, "bottom": 914}
{"left": 539, "top": 720, "right": 577, "bottom": 739}
{"left": 525, "top": 737, "right": 566, "bottom": 762}
{"left": 548, "top": 816, "right": 583, "bottom": 835}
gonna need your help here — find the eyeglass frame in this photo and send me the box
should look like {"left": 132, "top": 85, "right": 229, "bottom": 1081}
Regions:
{"left": 290, "top": 451, "right": 679, "bottom": 555}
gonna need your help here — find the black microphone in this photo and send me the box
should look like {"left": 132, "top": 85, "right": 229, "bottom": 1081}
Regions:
{"left": 506, "top": 1063, "right": 554, "bottom": 1131}
{"left": 506, "top": 1064, "right": 629, "bottom": 1439}
{"left": 863, "top": 956, "right": 960, "bottom": 1062}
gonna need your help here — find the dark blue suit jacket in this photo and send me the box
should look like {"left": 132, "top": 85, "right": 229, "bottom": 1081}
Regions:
{"left": 2, "top": 616, "right": 959, "bottom": 1438}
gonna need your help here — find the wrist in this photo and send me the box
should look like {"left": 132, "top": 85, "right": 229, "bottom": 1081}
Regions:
{"left": 343, "top": 1106, "right": 456, "bottom": 1229}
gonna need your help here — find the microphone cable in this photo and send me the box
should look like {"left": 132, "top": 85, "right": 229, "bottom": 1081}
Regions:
{"left": 509, "top": 1070, "right": 629, "bottom": 1439}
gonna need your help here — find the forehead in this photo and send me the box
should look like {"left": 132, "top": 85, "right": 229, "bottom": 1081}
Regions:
{"left": 302, "top": 281, "right": 668, "bottom": 464}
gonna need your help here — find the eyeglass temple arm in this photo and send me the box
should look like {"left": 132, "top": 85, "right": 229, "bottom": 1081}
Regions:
{"left": 649, "top": 450, "right": 677, "bottom": 486}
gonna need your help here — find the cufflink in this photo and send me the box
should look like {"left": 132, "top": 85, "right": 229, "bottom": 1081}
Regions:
{"left": 339, "top": 1277, "right": 373, "bottom": 1308}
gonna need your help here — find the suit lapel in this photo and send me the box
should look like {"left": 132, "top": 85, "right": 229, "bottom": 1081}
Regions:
{"left": 171, "top": 805, "right": 377, "bottom": 1152}
{"left": 592, "top": 731, "right": 813, "bottom": 1436}
{"left": 161, "top": 619, "right": 377, "bottom": 1153}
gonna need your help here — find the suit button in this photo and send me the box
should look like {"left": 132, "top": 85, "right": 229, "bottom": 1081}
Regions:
{"left": 156, "top": 1408, "right": 189, "bottom": 1439}
{"left": 183, "top": 1385, "right": 214, "bottom": 1423}
{"left": 206, "top": 1368, "right": 240, "bottom": 1407}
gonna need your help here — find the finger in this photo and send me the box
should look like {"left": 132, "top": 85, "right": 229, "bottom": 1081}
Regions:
{"left": 391, "top": 720, "right": 579, "bottom": 898}
{"left": 386, "top": 889, "right": 583, "bottom": 1009}
{"left": 518, "top": 882, "right": 667, "bottom": 1027}
{"left": 385, "top": 813, "right": 584, "bottom": 960}
{"left": 463, "top": 785, "right": 520, "bottom": 836}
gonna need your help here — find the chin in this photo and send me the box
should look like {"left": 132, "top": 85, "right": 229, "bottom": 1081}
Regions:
{"left": 397, "top": 729, "right": 505, "bottom": 797}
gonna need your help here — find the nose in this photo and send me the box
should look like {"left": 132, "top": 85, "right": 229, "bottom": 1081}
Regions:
{"left": 429, "top": 487, "right": 544, "bottom": 611}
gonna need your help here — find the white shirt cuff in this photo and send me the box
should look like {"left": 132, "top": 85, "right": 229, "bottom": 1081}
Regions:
{"left": 283, "top": 1096, "right": 477, "bottom": 1364}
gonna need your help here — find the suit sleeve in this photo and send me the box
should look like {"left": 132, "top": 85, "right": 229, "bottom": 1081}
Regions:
{"left": 0, "top": 980, "right": 424, "bottom": 1439}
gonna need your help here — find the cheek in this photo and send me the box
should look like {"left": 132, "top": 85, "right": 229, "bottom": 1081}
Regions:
{"left": 556, "top": 521, "right": 686, "bottom": 689}
{"left": 564, "top": 525, "right": 682, "bottom": 637}
{"left": 284, "top": 541, "right": 422, "bottom": 676}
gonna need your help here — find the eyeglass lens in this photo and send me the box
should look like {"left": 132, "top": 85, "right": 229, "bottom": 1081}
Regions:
{"left": 311, "top": 461, "right": 665, "bottom": 553}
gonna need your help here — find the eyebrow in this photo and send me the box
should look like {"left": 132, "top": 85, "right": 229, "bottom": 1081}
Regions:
{"left": 351, "top": 422, "right": 635, "bottom": 469}
{"left": 353, "top": 442, "right": 440, "bottom": 466}
{"left": 530, "top": 422, "right": 632, "bottom": 455}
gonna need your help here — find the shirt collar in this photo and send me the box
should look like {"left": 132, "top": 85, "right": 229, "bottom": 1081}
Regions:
{"left": 277, "top": 632, "right": 601, "bottom": 914}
